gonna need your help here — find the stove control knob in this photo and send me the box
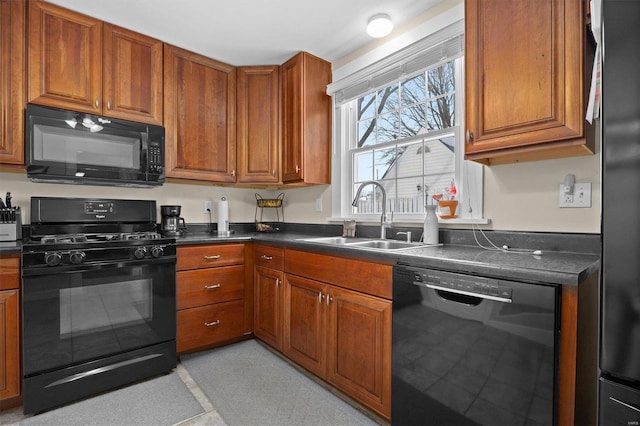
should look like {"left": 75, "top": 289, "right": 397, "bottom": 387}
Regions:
{"left": 133, "top": 246, "right": 148, "bottom": 259}
{"left": 69, "top": 251, "right": 86, "bottom": 264}
{"left": 150, "top": 246, "right": 164, "bottom": 258}
{"left": 45, "top": 252, "right": 62, "bottom": 266}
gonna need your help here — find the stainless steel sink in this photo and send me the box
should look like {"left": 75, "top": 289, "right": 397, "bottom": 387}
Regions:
{"left": 346, "top": 240, "right": 419, "bottom": 250}
{"left": 300, "top": 236, "right": 422, "bottom": 251}
{"left": 300, "top": 236, "right": 361, "bottom": 245}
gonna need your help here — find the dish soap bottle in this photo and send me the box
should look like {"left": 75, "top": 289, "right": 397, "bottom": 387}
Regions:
{"left": 423, "top": 204, "right": 439, "bottom": 244}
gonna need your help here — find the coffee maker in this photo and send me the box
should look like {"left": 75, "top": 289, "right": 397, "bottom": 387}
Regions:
{"left": 160, "top": 205, "right": 186, "bottom": 237}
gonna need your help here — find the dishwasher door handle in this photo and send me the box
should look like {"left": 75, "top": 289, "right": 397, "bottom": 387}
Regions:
{"left": 422, "top": 283, "right": 512, "bottom": 304}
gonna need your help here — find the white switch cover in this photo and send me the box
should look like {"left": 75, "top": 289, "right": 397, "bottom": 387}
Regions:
{"left": 315, "top": 197, "right": 323, "bottom": 212}
{"left": 559, "top": 183, "right": 591, "bottom": 208}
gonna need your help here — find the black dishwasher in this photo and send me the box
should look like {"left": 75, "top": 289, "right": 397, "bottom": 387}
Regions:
{"left": 392, "top": 264, "right": 559, "bottom": 426}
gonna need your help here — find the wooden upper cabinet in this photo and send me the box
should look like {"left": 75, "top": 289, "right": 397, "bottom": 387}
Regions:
{"left": 28, "top": 1, "right": 102, "bottom": 113}
{"left": 0, "top": 0, "right": 25, "bottom": 165}
{"left": 464, "top": 0, "right": 595, "bottom": 165}
{"left": 102, "top": 23, "right": 163, "bottom": 124}
{"left": 237, "top": 66, "right": 280, "bottom": 184}
{"left": 164, "top": 44, "right": 237, "bottom": 182}
{"left": 281, "top": 52, "right": 331, "bottom": 185}
{"left": 27, "top": 1, "right": 163, "bottom": 124}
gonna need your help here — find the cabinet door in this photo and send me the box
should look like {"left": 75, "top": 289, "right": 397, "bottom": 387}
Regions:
{"left": 465, "top": 0, "right": 592, "bottom": 164}
{"left": 103, "top": 23, "right": 163, "bottom": 125}
{"left": 280, "top": 52, "right": 332, "bottom": 185}
{"left": 28, "top": 1, "right": 102, "bottom": 113}
{"left": 0, "top": 289, "right": 19, "bottom": 402}
{"left": 237, "top": 66, "right": 279, "bottom": 184}
{"left": 326, "top": 287, "right": 391, "bottom": 418}
{"left": 283, "top": 274, "right": 326, "bottom": 377}
{"left": 164, "top": 44, "right": 237, "bottom": 182}
{"left": 254, "top": 265, "right": 283, "bottom": 350}
{"left": 0, "top": 0, "right": 25, "bottom": 165}
{"left": 280, "top": 54, "right": 303, "bottom": 182}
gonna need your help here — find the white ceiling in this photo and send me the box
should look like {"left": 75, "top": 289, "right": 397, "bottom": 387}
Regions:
{"left": 46, "top": 0, "right": 443, "bottom": 66}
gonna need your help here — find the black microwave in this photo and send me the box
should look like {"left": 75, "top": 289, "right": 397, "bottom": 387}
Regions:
{"left": 25, "top": 104, "right": 165, "bottom": 187}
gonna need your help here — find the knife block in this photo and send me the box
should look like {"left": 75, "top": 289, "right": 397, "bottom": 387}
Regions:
{"left": 0, "top": 206, "right": 22, "bottom": 241}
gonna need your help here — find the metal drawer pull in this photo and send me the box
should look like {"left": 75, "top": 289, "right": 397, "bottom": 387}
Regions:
{"left": 326, "top": 295, "right": 332, "bottom": 306}
{"left": 261, "top": 255, "right": 273, "bottom": 260}
{"left": 609, "top": 397, "right": 640, "bottom": 413}
{"left": 204, "top": 255, "right": 221, "bottom": 260}
{"left": 275, "top": 278, "right": 280, "bottom": 287}
{"left": 318, "top": 292, "right": 324, "bottom": 303}
{"left": 204, "top": 283, "right": 221, "bottom": 290}
{"left": 205, "top": 320, "right": 220, "bottom": 327}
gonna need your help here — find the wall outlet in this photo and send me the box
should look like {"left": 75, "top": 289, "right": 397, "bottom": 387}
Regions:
{"left": 315, "top": 197, "right": 323, "bottom": 212}
{"left": 204, "top": 200, "right": 212, "bottom": 213}
{"left": 559, "top": 183, "right": 591, "bottom": 208}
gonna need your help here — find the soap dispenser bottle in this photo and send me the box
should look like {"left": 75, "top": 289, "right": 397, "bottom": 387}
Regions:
{"left": 423, "top": 204, "right": 439, "bottom": 244}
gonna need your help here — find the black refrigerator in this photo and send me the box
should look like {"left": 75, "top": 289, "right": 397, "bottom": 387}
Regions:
{"left": 600, "top": 0, "right": 640, "bottom": 424}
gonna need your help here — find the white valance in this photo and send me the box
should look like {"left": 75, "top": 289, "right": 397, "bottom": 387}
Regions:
{"left": 328, "top": 20, "right": 464, "bottom": 105}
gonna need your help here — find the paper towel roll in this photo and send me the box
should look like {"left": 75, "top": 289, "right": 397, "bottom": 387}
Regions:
{"left": 217, "top": 197, "right": 229, "bottom": 234}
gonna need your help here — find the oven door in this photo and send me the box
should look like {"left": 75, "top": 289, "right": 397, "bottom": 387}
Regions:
{"left": 22, "top": 258, "right": 176, "bottom": 377}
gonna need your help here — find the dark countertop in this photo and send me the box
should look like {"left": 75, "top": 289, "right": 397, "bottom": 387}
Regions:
{"left": 176, "top": 231, "right": 600, "bottom": 286}
{"left": 0, "top": 240, "right": 21, "bottom": 255}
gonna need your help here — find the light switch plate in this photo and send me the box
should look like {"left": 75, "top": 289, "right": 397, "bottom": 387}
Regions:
{"left": 559, "top": 183, "right": 591, "bottom": 208}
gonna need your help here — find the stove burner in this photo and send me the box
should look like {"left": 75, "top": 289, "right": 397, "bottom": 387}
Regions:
{"left": 41, "top": 234, "right": 89, "bottom": 244}
{"left": 37, "top": 232, "right": 163, "bottom": 244}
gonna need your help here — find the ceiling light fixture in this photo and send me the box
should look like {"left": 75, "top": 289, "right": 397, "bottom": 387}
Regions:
{"left": 366, "top": 13, "right": 393, "bottom": 38}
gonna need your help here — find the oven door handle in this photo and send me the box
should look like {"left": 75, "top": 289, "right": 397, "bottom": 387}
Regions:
{"left": 22, "top": 256, "right": 177, "bottom": 276}
{"left": 420, "top": 282, "right": 512, "bottom": 304}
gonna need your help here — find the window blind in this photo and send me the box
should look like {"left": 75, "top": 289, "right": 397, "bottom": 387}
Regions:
{"left": 328, "top": 20, "right": 464, "bottom": 106}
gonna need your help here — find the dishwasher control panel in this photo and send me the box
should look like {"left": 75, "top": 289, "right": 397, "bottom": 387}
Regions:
{"left": 407, "top": 267, "right": 512, "bottom": 302}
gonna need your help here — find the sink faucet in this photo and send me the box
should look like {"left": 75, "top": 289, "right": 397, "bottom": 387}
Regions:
{"left": 352, "top": 181, "right": 392, "bottom": 239}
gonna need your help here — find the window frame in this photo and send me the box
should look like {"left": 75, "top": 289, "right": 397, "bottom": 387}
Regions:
{"left": 330, "top": 51, "right": 485, "bottom": 224}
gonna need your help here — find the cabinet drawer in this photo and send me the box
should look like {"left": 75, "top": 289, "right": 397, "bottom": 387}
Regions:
{"left": 177, "top": 265, "right": 244, "bottom": 309}
{"left": 177, "top": 244, "right": 244, "bottom": 270}
{"left": 254, "top": 244, "right": 284, "bottom": 270}
{"left": 0, "top": 255, "right": 20, "bottom": 291}
{"left": 177, "top": 300, "right": 245, "bottom": 353}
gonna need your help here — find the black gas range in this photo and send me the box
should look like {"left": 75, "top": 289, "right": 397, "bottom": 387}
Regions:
{"left": 21, "top": 197, "right": 177, "bottom": 414}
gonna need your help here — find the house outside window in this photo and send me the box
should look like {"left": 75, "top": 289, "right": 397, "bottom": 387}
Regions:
{"left": 329, "top": 23, "right": 484, "bottom": 224}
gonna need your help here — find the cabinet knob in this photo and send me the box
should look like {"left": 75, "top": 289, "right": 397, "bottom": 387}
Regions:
{"left": 204, "top": 320, "right": 220, "bottom": 327}
{"left": 107, "top": 100, "right": 111, "bottom": 110}
{"left": 466, "top": 129, "right": 473, "bottom": 143}
{"left": 232, "top": 169, "right": 236, "bottom": 177}
{"left": 204, "top": 283, "right": 221, "bottom": 290}
{"left": 318, "top": 291, "right": 324, "bottom": 304}
{"left": 272, "top": 169, "right": 276, "bottom": 176}
{"left": 275, "top": 278, "right": 280, "bottom": 287}
{"left": 95, "top": 98, "right": 99, "bottom": 108}
{"left": 295, "top": 165, "right": 300, "bottom": 173}
{"left": 261, "top": 255, "right": 273, "bottom": 260}
{"left": 326, "top": 295, "right": 332, "bottom": 306}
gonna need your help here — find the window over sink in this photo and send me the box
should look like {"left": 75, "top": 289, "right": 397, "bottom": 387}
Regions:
{"left": 329, "top": 22, "right": 485, "bottom": 224}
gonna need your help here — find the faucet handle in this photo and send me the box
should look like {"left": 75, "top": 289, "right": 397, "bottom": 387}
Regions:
{"left": 396, "top": 231, "right": 412, "bottom": 242}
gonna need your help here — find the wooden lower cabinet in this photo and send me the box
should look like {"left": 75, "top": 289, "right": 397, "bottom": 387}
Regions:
{"left": 282, "top": 255, "right": 392, "bottom": 419}
{"left": 254, "top": 265, "right": 283, "bottom": 351}
{"left": 0, "top": 254, "right": 20, "bottom": 410}
{"left": 326, "top": 286, "right": 391, "bottom": 417}
{"left": 253, "top": 244, "right": 285, "bottom": 351}
{"left": 283, "top": 274, "right": 326, "bottom": 377}
{"left": 176, "top": 244, "right": 249, "bottom": 354}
